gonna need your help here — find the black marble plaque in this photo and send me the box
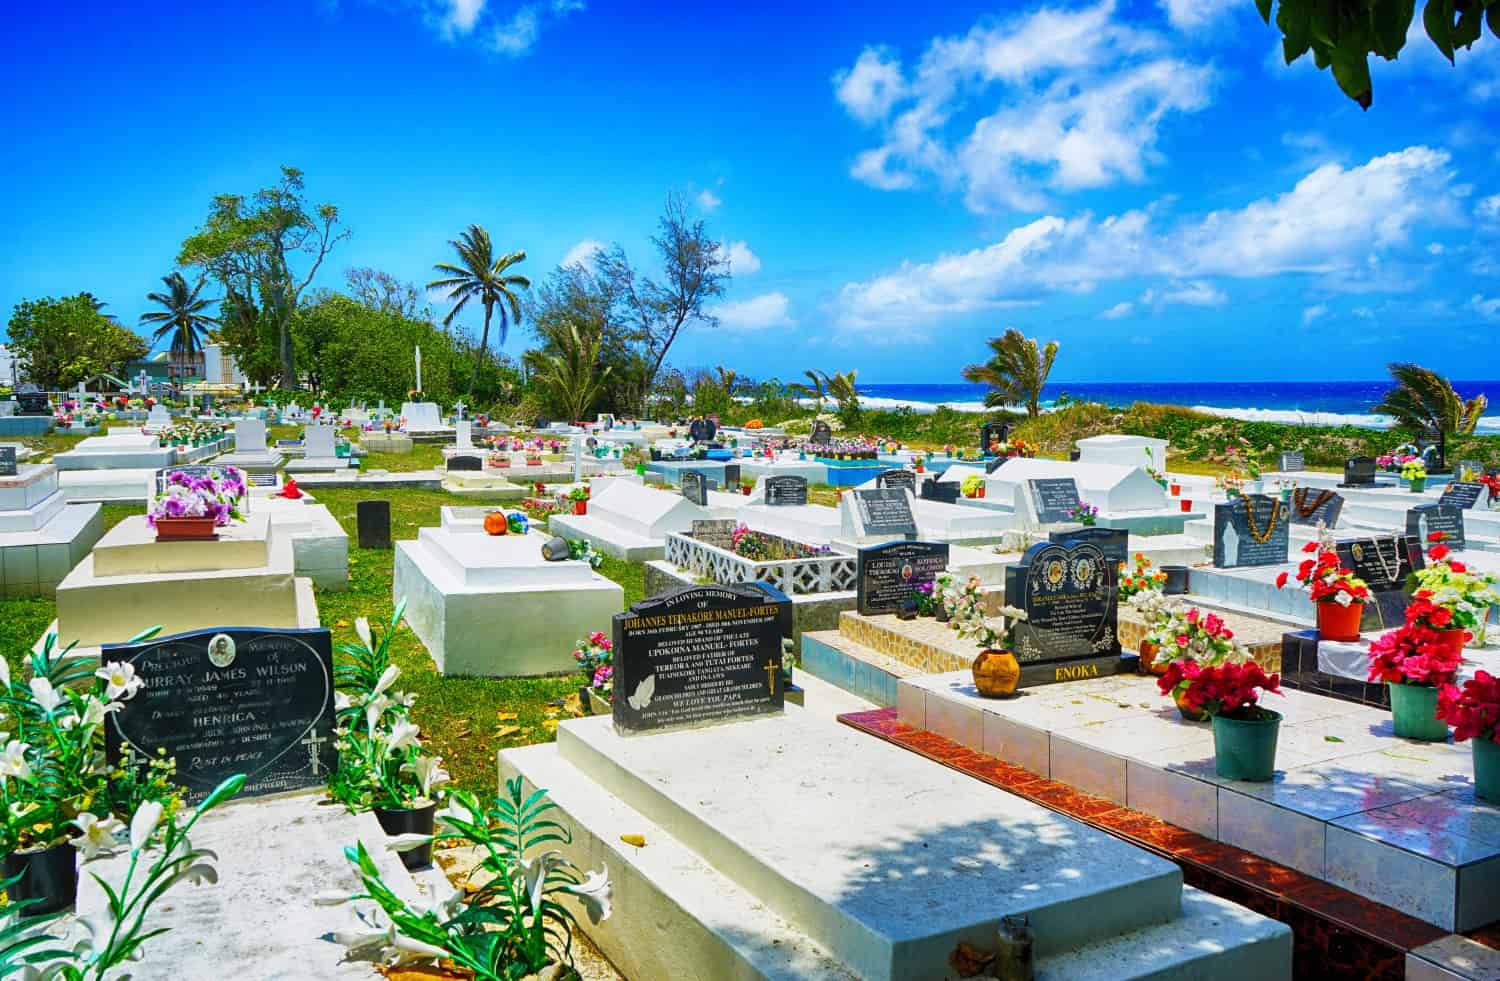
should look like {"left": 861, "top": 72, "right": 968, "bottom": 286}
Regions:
{"left": 1049, "top": 526, "right": 1129, "bottom": 568}
{"left": 681, "top": 471, "right": 708, "bottom": 506}
{"left": 1336, "top": 534, "right": 1424, "bottom": 631}
{"left": 1439, "top": 481, "right": 1486, "bottom": 510}
{"left": 448, "top": 454, "right": 483, "bottom": 472}
{"left": 1027, "top": 478, "right": 1082, "bottom": 524}
{"left": 692, "top": 518, "right": 736, "bottom": 550}
{"left": 1279, "top": 451, "right": 1305, "bottom": 472}
{"left": 856, "top": 540, "right": 950, "bottom": 615}
{"left": 1288, "top": 488, "right": 1345, "bottom": 528}
{"left": 612, "top": 582, "right": 791, "bottom": 734}
{"left": 102, "top": 627, "right": 336, "bottom": 801}
{"left": 1406, "top": 504, "right": 1466, "bottom": 551}
{"left": 0, "top": 447, "right": 16, "bottom": 477}
{"left": 357, "top": 500, "right": 392, "bottom": 549}
{"left": 980, "top": 420, "right": 1010, "bottom": 454}
{"left": 689, "top": 418, "right": 718, "bottom": 443}
{"left": 153, "top": 465, "right": 237, "bottom": 498}
{"left": 810, "top": 420, "right": 832, "bottom": 444}
{"left": 920, "top": 477, "right": 960, "bottom": 504}
{"left": 1341, "top": 456, "right": 1377, "bottom": 487}
{"left": 852, "top": 487, "right": 917, "bottom": 538}
{"left": 764, "top": 475, "right": 808, "bottom": 507}
{"left": 723, "top": 464, "right": 741, "bottom": 487}
{"left": 14, "top": 384, "right": 48, "bottom": 416}
{"left": 1212, "top": 495, "right": 1290, "bottom": 568}
{"left": 876, "top": 468, "right": 917, "bottom": 492}
{"left": 1004, "top": 540, "right": 1120, "bottom": 667}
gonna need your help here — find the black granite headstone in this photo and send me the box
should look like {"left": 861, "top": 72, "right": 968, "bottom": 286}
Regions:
{"left": 1336, "top": 534, "right": 1424, "bottom": 631}
{"left": 876, "top": 468, "right": 917, "bottom": 492}
{"left": 0, "top": 447, "right": 16, "bottom": 477}
{"left": 448, "top": 454, "right": 483, "bottom": 472}
{"left": 1341, "top": 456, "right": 1377, "bottom": 487}
{"left": 357, "top": 500, "right": 392, "bottom": 549}
{"left": 681, "top": 471, "right": 708, "bottom": 506}
{"left": 980, "top": 420, "right": 1010, "bottom": 454}
{"left": 764, "top": 475, "right": 808, "bottom": 507}
{"left": 851, "top": 487, "right": 917, "bottom": 538}
{"left": 102, "top": 627, "right": 336, "bottom": 801}
{"left": 723, "top": 463, "right": 742, "bottom": 487}
{"left": 1439, "top": 482, "right": 1485, "bottom": 510}
{"left": 1415, "top": 426, "right": 1446, "bottom": 471}
{"left": 809, "top": 420, "right": 832, "bottom": 445}
{"left": 1406, "top": 504, "right": 1466, "bottom": 551}
{"left": 14, "top": 384, "right": 48, "bottom": 416}
{"left": 1004, "top": 540, "right": 1122, "bottom": 685}
{"left": 1027, "top": 478, "right": 1083, "bottom": 524}
{"left": 1288, "top": 487, "right": 1345, "bottom": 528}
{"left": 856, "top": 540, "right": 950, "bottom": 615}
{"left": 1278, "top": 451, "right": 1305, "bottom": 472}
{"left": 689, "top": 418, "right": 718, "bottom": 443}
{"left": 1212, "top": 495, "right": 1290, "bottom": 568}
{"left": 611, "top": 582, "right": 791, "bottom": 734}
{"left": 1048, "top": 526, "right": 1128, "bottom": 568}
{"left": 920, "top": 477, "right": 960, "bottom": 504}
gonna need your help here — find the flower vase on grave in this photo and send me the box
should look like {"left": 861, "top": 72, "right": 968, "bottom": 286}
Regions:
{"left": 373, "top": 801, "right": 436, "bottom": 871}
{"left": 1474, "top": 739, "right": 1500, "bottom": 803}
{"left": 1212, "top": 710, "right": 1282, "bottom": 781}
{"left": 1388, "top": 682, "right": 1449, "bottom": 741}
{"left": 1315, "top": 599, "right": 1365, "bottom": 642}
{"left": 153, "top": 517, "right": 219, "bottom": 542}
{"left": 971, "top": 649, "right": 1020, "bottom": 698}
{"left": 3, "top": 841, "right": 78, "bottom": 916}
{"left": 1137, "top": 641, "right": 1161, "bottom": 676}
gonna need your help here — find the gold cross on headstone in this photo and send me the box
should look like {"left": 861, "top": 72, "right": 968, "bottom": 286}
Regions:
{"left": 763, "top": 659, "right": 779, "bottom": 695}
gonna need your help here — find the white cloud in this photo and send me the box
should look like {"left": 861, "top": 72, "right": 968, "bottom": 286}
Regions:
{"left": 835, "top": 146, "right": 1460, "bottom": 329}
{"left": 1472, "top": 294, "right": 1500, "bottom": 319}
{"left": 561, "top": 238, "right": 604, "bottom": 270}
{"left": 443, "top": 0, "right": 486, "bottom": 34}
{"left": 710, "top": 292, "right": 794, "bottom": 330}
{"left": 483, "top": 0, "right": 582, "bottom": 55}
{"left": 723, "top": 240, "right": 760, "bottom": 275}
{"left": 833, "top": 1, "right": 1213, "bottom": 213}
{"left": 1301, "top": 304, "right": 1328, "bottom": 326}
{"left": 697, "top": 189, "right": 722, "bottom": 211}
{"left": 1158, "top": 0, "right": 1240, "bottom": 30}
{"left": 1479, "top": 194, "right": 1500, "bottom": 221}
{"left": 1099, "top": 301, "right": 1133, "bottom": 319}
{"left": 1427, "top": 242, "right": 1446, "bottom": 255}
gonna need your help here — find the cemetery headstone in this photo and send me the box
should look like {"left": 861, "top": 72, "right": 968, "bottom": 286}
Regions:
{"left": 1026, "top": 477, "right": 1083, "bottom": 524}
{"left": 102, "top": 627, "right": 337, "bottom": 800}
{"left": 1439, "top": 481, "right": 1486, "bottom": 510}
{"left": 1336, "top": 534, "right": 1424, "bottom": 631}
{"left": 448, "top": 455, "right": 483, "bottom": 472}
{"left": 0, "top": 447, "right": 16, "bottom": 477}
{"left": 856, "top": 540, "right": 950, "bottom": 616}
{"left": 1406, "top": 504, "right": 1466, "bottom": 552}
{"left": 692, "top": 518, "right": 737, "bottom": 551}
{"left": 611, "top": 582, "right": 792, "bottom": 735}
{"left": 876, "top": 468, "right": 917, "bottom": 492}
{"left": 1278, "top": 451, "right": 1305, "bottom": 472}
{"left": 723, "top": 463, "right": 741, "bottom": 487}
{"left": 850, "top": 487, "right": 918, "bottom": 539}
{"left": 809, "top": 420, "right": 832, "bottom": 445}
{"left": 1212, "top": 495, "right": 1290, "bottom": 568}
{"left": 235, "top": 418, "right": 269, "bottom": 454}
{"left": 534, "top": 417, "right": 550, "bottom": 431}
{"left": 1416, "top": 426, "right": 1446, "bottom": 471}
{"left": 920, "top": 477, "right": 960, "bottom": 504}
{"left": 357, "top": 500, "right": 392, "bottom": 550}
{"left": 1456, "top": 460, "right": 1485, "bottom": 482}
{"left": 980, "top": 420, "right": 1010, "bottom": 455}
{"left": 1004, "top": 539, "right": 1122, "bottom": 685}
{"left": 1048, "top": 526, "right": 1129, "bottom": 569}
{"left": 764, "top": 475, "right": 807, "bottom": 507}
{"left": 1288, "top": 488, "right": 1345, "bottom": 528}
{"left": 688, "top": 418, "right": 717, "bottom": 443}
{"left": 1340, "top": 456, "right": 1378, "bottom": 487}
{"left": 681, "top": 471, "right": 708, "bottom": 506}
{"left": 14, "top": 384, "right": 48, "bottom": 415}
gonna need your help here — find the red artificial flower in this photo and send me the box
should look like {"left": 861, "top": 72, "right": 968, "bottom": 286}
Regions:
{"left": 1429, "top": 544, "right": 1450, "bottom": 562}
{"left": 1171, "top": 660, "right": 1282, "bottom": 718}
{"left": 1436, "top": 671, "right": 1500, "bottom": 743}
{"left": 1428, "top": 531, "right": 1447, "bottom": 543}
{"left": 1302, "top": 541, "right": 1320, "bottom": 553}
{"left": 1276, "top": 572, "right": 1290, "bottom": 589}
{"left": 1449, "top": 561, "right": 1467, "bottom": 573}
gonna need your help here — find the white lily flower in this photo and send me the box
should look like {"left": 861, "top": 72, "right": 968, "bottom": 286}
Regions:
{"left": 364, "top": 693, "right": 393, "bottom": 734}
{"left": 397, "top": 691, "right": 417, "bottom": 708}
{"left": 385, "top": 719, "right": 421, "bottom": 753}
{"left": 29, "top": 677, "right": 64, "bottom": 714}
{"left": 0, "top": 739, "right": 32, "bottom": 780}
{"left": 402, "top": 756, "right": 450, "bottom": 797}
{"left": 354, "top": 617, "right": 373, "bottom": 651}
{"left": 383, "top": 833, "right": 433, "bottom": 854}
{"left": 71, "top": 811, "right": 123, "bottom": 860}
{"left": 0, "top": 657, "right": 9, "bottom": 690}
{"left": 311, "top": 890, "right": 353, "bottom": 906}
{"left": 564, "top": 864, "right": 612, "bottom": 924}
{"left": 370, "top": 664, "right": 400, "bottom": 699}
{"left": 334, "top": 691, "right": 353, "bottom": 712}
{"left": 95, "top": 661, "right": 144, "bottom": 701}
{"left": 129, "top": 800, "right": 164, "bottom": 853}
{"left": 517, "top": 850, "right": 567, "bottom": 916}
{"left": 389, "top": 927, "right": 449, "bottom": 961}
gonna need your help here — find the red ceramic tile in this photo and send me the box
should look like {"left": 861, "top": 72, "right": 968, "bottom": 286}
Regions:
{"left": 1465, "top": 923, "right": 1500, "bottom": 950}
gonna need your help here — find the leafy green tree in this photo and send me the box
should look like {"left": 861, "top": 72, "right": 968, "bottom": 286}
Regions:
{"left": 1257, "top": 0, "right": 1498, "bottom": 108}
{"left": 526, "top": 321, "right": 611, "bottom": 421}
{"left": 1374, "top": 363, "right": 1488, "bottom": 438}
{"left": 178, "top": 166, "right": 348, "bottom": 390}
{"left": 788, "top": 369, "right": 829, "bottom": 411}
{"left": 345, "top": 267, "right": 425, "bottom": 319}
{"left": 961, "top": 329, "right": 1059, "bottom": 418}
{"left": 428, "top": 225, "right": 530, "bottom": 399}
{"left": 139, "top": 272, "right": 219, "bottom": 381}
{"left": 827, "top": 369, "right": 862, "bottom": 423}
{"left": 7, "top": 295, "right": 149, "bottom": 388}
{"left": 294, "top": 293, "right": 461, "bottom": 406}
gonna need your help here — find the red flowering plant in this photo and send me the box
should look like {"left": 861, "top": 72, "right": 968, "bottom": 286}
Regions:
{"left": 1436, "top": 671, "right": 1500, "bottom": 745}
{"left": 1275, "top": 540, "right": 1370, "bottom": 607}
{"left": 1159, "top": 659, "right": 1282, "bottom": 720}
{"left": 1366, "top": 619, "right": 1465, "bottom": 688}
{"left": 1407, "top": 533, "right": 1500, "bottom": 638}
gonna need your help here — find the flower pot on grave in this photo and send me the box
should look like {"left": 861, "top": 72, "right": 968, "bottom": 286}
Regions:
{"left": 153, "top": 517, "right": 219, "bottom": 542}
{"left": 978, "top": 485, "right": 986, "bottom": 499}
{"left": 1316, "top": 600, "right": 1364, "bottom": 642}
{"left": 1409, "top": 477, "right": 1426, "bottom": 493}
{"left": 1180, "top": 498, "right": 1193, "bottom": 513}
{"left": 1388, "top": 682, "right": 1449, "bottom": 741}
{"left": 3, "top": 841, "right": 78, "bottom": 916}
{"left": 572, "top": 499, "right": 587, "bottom": 516}
{"left": 1432, "top": 628, "right": 1468, "bottom": 662}
{"left": 741, "top": 485, "right": 752, "bottom": 496}
{"left": 635, "top": 464, "right": 647, "bottom": 476}
{"left": 1475, "top": 737, "right": 1500, "bottom": 803}
{"left": 1137, "top": 641, "right": 1161, "bottom": 675}
{"left": 1212, "top": 710, "right": 1282, "bottom": 781}
{"left": 971, "top": 649, "right": 1020, "bottom": 698}
{"left": 1173, "top": 689, "right": 1210, "bottom": 722}
{"left": 374, "top": 801, "right": 436, "bottom": 871}
{"left": 586, "top": 688, "right": 611, "bottom": 715}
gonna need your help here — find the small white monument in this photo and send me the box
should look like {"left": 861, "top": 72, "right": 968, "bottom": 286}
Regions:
{"left": 215, "top": 418, "right": 285, "bottom": 475}
{"left": 285, "top": 424, "right": 348, "bottom": 472}
{"left": 143, "top": 403, "right": 173, "bottom": 434}
{"left": 0, "top": 462, "right": 106, "bottom": 597}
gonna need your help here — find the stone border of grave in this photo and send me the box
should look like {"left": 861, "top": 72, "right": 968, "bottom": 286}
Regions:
{"left": 664, "top": 531, "right": 857, "bottom": 595}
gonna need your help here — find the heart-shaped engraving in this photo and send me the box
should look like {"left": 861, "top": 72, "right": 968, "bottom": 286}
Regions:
{"left": 105, "top": 628, "right": 336, "bottom": 800}
{"left": 1009, "top": 541, "right": 1117, "bottom": 663}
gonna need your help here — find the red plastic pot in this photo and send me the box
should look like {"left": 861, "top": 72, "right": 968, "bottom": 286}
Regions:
{"left": 1180, "top": 499, "right": 1192, "bottom": 512}
{"left": 154, "top": 517, "right": 219, "bottom": 541}
{"left": 1316, "top": 600, "right": 1364, "bottom": 642}
{"left": 572, "top": 499, "right": 588, "bottom": 516}
{"left": 1169, "top": 483, "right": 1181, "bottom": 496}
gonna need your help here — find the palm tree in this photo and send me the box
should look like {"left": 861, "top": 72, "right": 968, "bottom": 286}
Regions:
{"left": 530, "top": 321, "right": 611, "bottom": 421}
{"left": 961, "top": 329, "right": 1059, "bottom": 417}
{"left": 788, "top": 369, "right": 829, "bottom": 411}
{"left": 715, "top": 366, "right": 739, "bottom": 397}
{"left": 827, "top": 369, "right": 860, "bottom": 417}
{"left": 1374, "top": 364, "right": 1487, "bottom": 462}
{"left": 428, "top": 225, "right": 530, "bottom": 398}
{"left": 139, "top": 273, "right": 219, "bottom": 382}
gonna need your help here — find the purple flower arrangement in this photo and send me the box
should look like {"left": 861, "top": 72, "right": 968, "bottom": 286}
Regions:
{"left": 147, "top": 467, "right": 248, "bottom": 528}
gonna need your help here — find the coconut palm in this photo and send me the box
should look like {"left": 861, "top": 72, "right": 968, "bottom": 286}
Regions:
{"left": 788, "top": 369, "right": 829, "bottom": 411}
{"left": 527, "top": 321, "right": 611, "bottom": 421}
{"left": 139, "top": 273, "right": 219, "bottom": 381}
{"left": 1374, "top": 363, "right": 1487, "bottom": 438}
{"left": 961, "top": 329, "right": 1059, "bottom": 417}
{"left": 826, "top": 369, "right": 860, "bottom": 418}
{"left": 428, "top": 225, "right": 530, "bottom": 398}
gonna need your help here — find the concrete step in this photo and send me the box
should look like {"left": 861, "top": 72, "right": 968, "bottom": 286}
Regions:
{"left": 800, "top": 627, "right": 928, "bottom": 706}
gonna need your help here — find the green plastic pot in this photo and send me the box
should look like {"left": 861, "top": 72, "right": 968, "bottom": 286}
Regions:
{"left": 1475, "top": 737, "right": 1499, "bottom": 803}
{"left": 1211, "top": 709, "right": 1281, "bottom": 781}
{"left": 1389, "top": 682, "right": 1448, "bottom": 741}
{"left": 1409, "top": 477, "right": 1426, "bottom": 493}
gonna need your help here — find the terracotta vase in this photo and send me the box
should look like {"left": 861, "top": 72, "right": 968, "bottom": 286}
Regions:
{"left": 153, "top": 516, "right": 218, "bottom": 541}
{"left": 1173, "top": 688, "right": 1209, "bottom": 722}
{"left": 971, "top": 649, "right": 1021, "bottom": 698}
{"left": 1137, "top": 641, "right": 1159, "bottom": 675}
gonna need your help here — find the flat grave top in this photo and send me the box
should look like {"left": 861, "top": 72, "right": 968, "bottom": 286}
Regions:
{"left": 91, "top": 512, "right": 273, "bottom": 577}
{"left": 419, "top": 527, "right": 596, "bottom": 588}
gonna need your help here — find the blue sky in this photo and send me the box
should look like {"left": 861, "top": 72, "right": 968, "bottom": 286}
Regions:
{"left": 2, "top": 0, "right": 1497, "bottom": 384}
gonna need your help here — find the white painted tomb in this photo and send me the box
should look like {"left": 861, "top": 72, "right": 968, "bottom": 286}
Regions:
{"left": 549, "top": 477, "right": 712, "bottom": 561}
{"left": 393, "top": 506, "right": 623, "bottom": 676}
{"left": 143, "top": 403, "right": 173, "bottom": 433}
{"left": 1077, "top": 433, "right": 1169, "bottom": 471}
{"left": 502, "top": 710, "right": 1291, "bottom": 981}
{"left": 52, "top": 429, "right": 178, "bottom": 471}
{"left": 399, "top": 400, "right": 452, "bottom": 437}
{"left": 0, "top": 463, "right": 105, "bottom": 598}
{"left": 848, "top": 474, "right": 1012, "bottom": 543}
{"left": 284, "top": 424, "right": 349, "bottom": 473}
{"left": 213, "top": 418, "right": 285, "bottom": 474}
{"left": 254, "top": 493, "right": 350, "bottom": 590}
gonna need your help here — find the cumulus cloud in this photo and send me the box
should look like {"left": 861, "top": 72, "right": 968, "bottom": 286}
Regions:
{"left": 835, "top": 146, "right": 1461, "bottom": 329}
{"left": 561, "top": 238, "right": 605, "bottom": 270}
{"left": 443, "top": 0, "right": 486, "bottom": 34}
{"left": 1099, "top": 301, "right": 1133, "bottom": 319}
{"left": 723, "top": 240, "right": 760, "bottom": 275}
{"left": 1479, "top": 194, "right": 1500, "bottom": 221}
{"left": 399, "top": 0, "right": 583, "bottom": 54}
{"left": 710, "top": 292, "right": 794, "bottom": 330}
{"left": 697, "top": 189, "right": 722, "bottom": 211}
{"left": 832, "top": 1, "right": 1213, "bottom": 213}
{"left": 1472, "top": 294, "right": 1500, "bottom": 319}
{"left": 1301, "top": 304, "right": 1328, "bottom": 326}
{"left": 1158, "top": 0, "right": 1240, "bottom": 30}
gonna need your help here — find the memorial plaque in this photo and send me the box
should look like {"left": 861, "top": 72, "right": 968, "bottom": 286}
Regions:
{"left": 1026, "top": 478, "right": 1083, "bottom": 524}
{"left": 856, "top": 540, "right": 950, "bottom": 616}
{"left": 357, "top": 500, "right": 392, "bottom": 549}
{"left": 153, "top": 464, "right": 237, "bottom": 497}
{"left": 1048, "top": 526, "right": 1129, "bottom": 569}
{"left": 1336, "top": 534, "right": 1424, "bottom": 631}
{"left": 764, "top": 475, "right": 808, "bottom": 507}
{"left": 245, "top": 471, "right": 279, "bottom": 488}
{"left": 692, "top": 518, "right": 737, "bottom": 550}
{"left": 448, "top": 454, "right": 483, "bottom": 472}
{"left": 1439, "top": 481, "right": 1486, "bottom": 510}
{"left": 275, "top": 439, "right": 302, "bottom": 449}
{"left": 1212, "top": 495, "right": 1290, "bottom": 568}
{"left": 102, "top": 627, "right": 337, "bottom": 801}
{"left": 1278, "top": 451, "right": 1305, "bottom": 472}
{"left": 1341, "top": 456, "right": 1377, "bottom": 487}
{"left": 1288, "top": 487, "right": 1345, "bottom": 528}
{"left": 1456, "top": 460, "right": 1486, "bottom": 481}
{"left": 876, "top": 468, "right": 917, "bottom": 492}
{"left": 980, "top": 420, "right": 1010, "bottom": 454}
{"left": 809, "top": 420, "right": 832, "bottom": 445}
{"left": 920, "top": 477, "right": 960, "bottom": 504}
{"left": 611, "top": 582, "right": 791, "bottom": 735}
{"left": 1004, "top": 540, "right": 1122, "bottom": 684}
{"left": 723, "top": 463, "right": 742, "bottom": 487}
{"left": 688, "top": 418, "right": 718, "bottom": 443}
{"left": 0, "top": 447, "right": 16, "bottom": 477}
{"left": 1406, "top": 504, "right": 1466, "bottom": 552}
{"left": 681, "top": 471, "right": 708, "bottom": 506}
{"left": 14, "top": 384, "right": 48, "bottom": 416}
{"left": 851, "top": 487, "right": 917, "bottom": 538}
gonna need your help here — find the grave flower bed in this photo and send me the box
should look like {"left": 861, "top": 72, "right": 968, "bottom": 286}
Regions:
{"left": 666, "top": 529, "right": 856, "bottom": 595}
{"left": 154, "top": 421, "right": 229, "bottom": 447}
{"left": 730, "top": 523, "right": 828, "bottom": 561}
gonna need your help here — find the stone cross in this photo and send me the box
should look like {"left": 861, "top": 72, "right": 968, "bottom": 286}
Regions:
{"left": 414, "top": 345, "right": 423, "bottom": 392}
{"left": 302, "top": 731, "right": 328, "bottom": 776}
{"left": 453, "top": 400, "right": 466, "bottom": 420}
{"left": 135, "top": 370, "right": 150, "bottom": 394}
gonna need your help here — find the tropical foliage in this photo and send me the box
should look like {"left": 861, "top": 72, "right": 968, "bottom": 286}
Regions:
{"left": 139, "top": 272, "right": 219, "bottom": 380}
{"left": 961, "top": 329, "right": 1059, "bottom": 417}
{"left": 1374, "top": 362, "right": 1487, "bottom": 438}
{"left": 428, "top": 225, "right": 530, "bottom": 398}
{"left": 6, "top": 295, "right": 148, "bottom": 389}
{"left": 525, "top": 321, "right": 611, "bottom": 422}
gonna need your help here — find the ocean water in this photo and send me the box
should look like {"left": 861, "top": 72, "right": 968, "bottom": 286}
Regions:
{"left": 850, "top": 380, "right": 1500, "bottom": 434}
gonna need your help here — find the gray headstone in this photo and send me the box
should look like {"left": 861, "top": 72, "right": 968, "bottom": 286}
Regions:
{"left": 764, "top": 475, "right": 808, "bottom": 506}
{"left": 851, "top": 487, "right": 917, "bottom": 538}
{"left": 876, "top": 468, "right": 917, "bottom": 492}
{"left": 1438, "top": 482, "right": 1486, "bottom": 510}
{"left": 681, "top": 471, "right": 708, "bottom": 506}
{"left": 1212, "top": 495, "right": 1290, "bottom": 568}
{"left": 1288, "top": 488, "right": 1344, "bottom": 527}
{"left": 1278, "top": 451, "right": 1304, "bottom": 472}
{"left": 1406, "top": 504, "right": 1466, "bottom": 551}
{"left": 1027, "top": 478, "right": 1083, "bottom": 524}
{"left": 1341, "top": 456, "right": 1377, "bottom": 487}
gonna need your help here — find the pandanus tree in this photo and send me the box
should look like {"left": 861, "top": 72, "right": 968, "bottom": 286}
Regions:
{"left": 526, "top": 321, "right": 611, "bottom": 422}
{"left": 429, "top": 225, "right": 530, "bottom": 398}
{"left": 1374, "top": 363, "right": 1487, "bottom": 438}
{"left": 139, "top": 272, "right": 219, "bottom": 381}
{"left": 962, "top": 329, "right": 1059, "bottom": 418}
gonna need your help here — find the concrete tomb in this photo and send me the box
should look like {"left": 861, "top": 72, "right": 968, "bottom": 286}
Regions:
{"left": 550, "top": 478, "right": 713, "bottom": 561}
{"left": 0, "top": 463, "right": 105, "bottom": 598}
{"left": 214, "top": 418, "right": 285, "bottom": 475}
